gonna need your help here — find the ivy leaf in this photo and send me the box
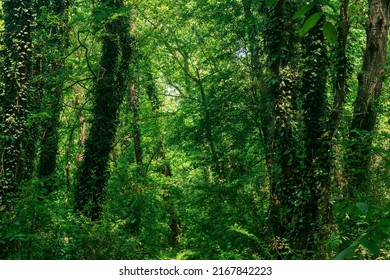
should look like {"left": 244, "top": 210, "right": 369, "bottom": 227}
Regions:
{"left": 265, "top": 0, "right": 278, "bottom": 7}
{"left": 323, "top": 22, "right": 337, "bottom": 44}
{"left": 299, "top": 12, "right": 321, "bottom": 37}
{"left": 293, "top": 2, "right": 316, "bottom": 20}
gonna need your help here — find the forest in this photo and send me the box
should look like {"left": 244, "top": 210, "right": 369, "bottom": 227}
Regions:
{"left": 0, "top": 0, "right": 389, "bottom": 260}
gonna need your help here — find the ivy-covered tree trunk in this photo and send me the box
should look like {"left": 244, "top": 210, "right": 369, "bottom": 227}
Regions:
{"left": 300, "top": 8, "right": 329, "bottom": 256}
{"left": 0, "top": 0, "right": 33, "bottom": 211}
{"left": 346, "top": 0, "right": 389, "bottom": 197}
{"left": 74, "top": 0, "right": 132, "bottom": 220}
{"left": 263, "top": 0, "right": 300, "bottom": 249}
{"left": 36, "top": 0, "right": 71, "bottom": 192}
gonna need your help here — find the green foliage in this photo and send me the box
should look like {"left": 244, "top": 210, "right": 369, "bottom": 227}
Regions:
{"left": 299, "top": 12, "right": 321, "bottom": 37}
{"left": 334, "top": 202, "right": 390, "bottom": 260}
{"left": 265, "top": 0, "right": 278, "bottom": 8}
{"left": 293, "top": 2, "right": 316, "bottom": 20}
{"left": 1, "top": 0, "right": 389, "bottom": 261}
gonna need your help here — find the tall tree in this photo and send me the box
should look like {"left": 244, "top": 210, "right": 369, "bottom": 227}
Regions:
{"left": 35, "top": 0, "right": 71, "bottom": 192}
{"left": 0, "top": 0, "right": 33, "bottom": 211}
{"left": 299, "top": 6, "right": 330, "bottom": 256}
{"left": 74, "top": 0, "right": 132, "bottom": 220}
{"left": 347, "top": 0, "right": 389, "bottom": 196}
{"left": 263, "top": 0, "right": 301, "bottom": 248}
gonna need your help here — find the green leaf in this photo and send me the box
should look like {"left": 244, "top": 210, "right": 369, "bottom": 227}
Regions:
{"left": 299, "top": 12, "right": 321, "bottom": 37}
{"left": 323, "top": 22, "right": 337, "bottom": 44}
{"left": 335, "top": 239, "right": 360, "bottom": 260}
{"left": 361, "top": 238, "right": 381, "bottom": 256}
{"left": 293, "top": 2, "right": 316, "bottom": 20}
{"left": 356, "top": 202, "right": 369, "bottom": 214}
{"left": 265, "top": 0, "right": 278, "bottom": 7}
{"left": 334, "top": 244, "right": 357, "bottom": 260}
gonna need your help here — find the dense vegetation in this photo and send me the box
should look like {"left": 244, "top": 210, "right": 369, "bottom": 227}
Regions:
{"left": 0, "top": 0, "right": 389, "bottom": 260}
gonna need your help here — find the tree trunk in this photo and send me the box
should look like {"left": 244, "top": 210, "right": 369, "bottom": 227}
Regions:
{"left": 300, "top": 7, "right": 329, "bottom": 256}
{"left": 0, "top": 0, "right": 33, "bottom": 211}
{"left": 263, "top": 0, "right": 300, "bottom": 248}
{"left": 74, "top": 0, "right": 132, "bottom": 220}
{"left": 347, "top": 0, "right": 389, "bottom": 196}
{"left": 37, "top": 0, "right": 71, "bottom": 192}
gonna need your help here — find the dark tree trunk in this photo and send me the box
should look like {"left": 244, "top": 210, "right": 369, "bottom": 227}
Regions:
{"left": 37, "top": 0, "right": 71, "bottom": 192}
{"left": 74, "top": 0, "right": 132, "bottom": 220}
{"left": 347, "top": 0, "right": 389, "bottom": 196}
{"left": 0, "top": 0, "right": 33, "bottom": 210}
{"left": 263, "top": 0, "right": 300, "bottom": 246}
{"left": 300, "top": 8, "right": 329, "bottom": 256}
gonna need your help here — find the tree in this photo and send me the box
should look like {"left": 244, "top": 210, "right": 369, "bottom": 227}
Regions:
{"left": 346, "top": 0, "right": 389, "bottom": 196}
{"left": 0, "top": 0, "right": 33, "bottom": 211}
{"left": 263, "top": 0, "right": 301, "bottom": 252}
{"left": 34, "top": 0, "right": 71, "bottom": 192}
{"left": 299, "top": 6, "right": 329, "bottom": 255}
{"left": 74, "top": 0, "right": 132, "bottom": 220}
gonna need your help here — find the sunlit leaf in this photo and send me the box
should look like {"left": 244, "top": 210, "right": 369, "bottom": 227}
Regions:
{"left": 323, "top": 22, "right": 337, "bottom": 44}
{"left": 299, "top": 12, "right": 321, "bottom": 37}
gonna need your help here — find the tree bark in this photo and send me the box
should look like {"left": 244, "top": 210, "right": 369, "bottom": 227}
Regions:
{"left": 347, "top": 0, "right": 389, "bottom": 196}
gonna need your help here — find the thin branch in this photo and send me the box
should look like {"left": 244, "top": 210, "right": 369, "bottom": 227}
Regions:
{"left": 61, "top": 77, "right": 95, "bottom": 92}
{"left": 77, "top": 31, "right": 97, "bottom": 79}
